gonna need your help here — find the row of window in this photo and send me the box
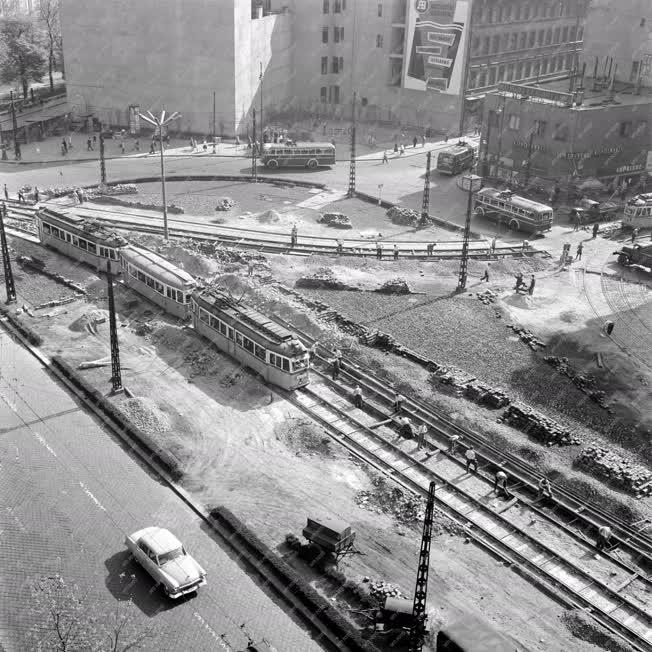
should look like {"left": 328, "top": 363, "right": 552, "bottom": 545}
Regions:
{"left": 472, "top": 24, "right": 582, "bottom": 57}
{"left": 469, "top": 53, "right": 578, "bottom": 89}
{"left": 197, "top": 307, "right": 307, "bottom": 372}
{"left": 322, "top": 0, "right": 347, "bottom": 14}
{"left": 321, "top": 26, "right": 344, "bottom": 44}
{"left": 123, "top": 261, "right": 191, "bottom": 304}
{"left": 320, "top": 85, "right": 340, "bottom": 104}
{"left": 477, "top": 196, "right": 549, "bottom": 220}
{"left": 265, "top": 148, "right": 330, "bottom": 156}
{"left": 321, "top": 56, "right": 344, "bottom": 75}
{"left": 41, "top": 221, "right": 118, "bottom": 259}
{"left": 472, "top": 0, "right": 585, "bottom": 25}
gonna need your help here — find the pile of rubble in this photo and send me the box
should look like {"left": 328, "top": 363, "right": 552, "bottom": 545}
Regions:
{"left": 183, "top": 348, "right": 221, "bottom": 377}
{"left": 464, "top": 382, "right": 511, "bottom": 409}
{"left": 215, "top": 197, "right": 235, "bottom": 211}
{"left": 476, "top": 289, "right": 498, "bottom": 305}
{"left": 361, "top": 578, "right": 405, "bottom": 602}
{"left": 17, "top": 256, "right": 87, "bottom": 294}
{"left": 506, "top": 323, "right": 546, "bottom": 350}
{"left": 544, "top": 356, "right": 609, "bottom": 410}
{"left": 295, "top": 268, "right": 357, "bottom": 291}
{"left": 356, "top": 476, "right": 425, "bottom": 524}
{"left": 501, "top": 403, "right": 581, "bottom": 446}
{"left": 575, "top": 447, "right": 652, "bottom": 497}
{"left": 376, "top": 278, "right": 411, "bottom": 295}
{"left": 386, "top": 206, "right": 420, "bottom": 226}
{"left": 429, "top": 366, "right": 476, "bottom": 396}
{"left": 91, "top": 195, "right": 185, "bottom": 214}
{"left": 317, "top": 212, "right": 352, "bottom": 229}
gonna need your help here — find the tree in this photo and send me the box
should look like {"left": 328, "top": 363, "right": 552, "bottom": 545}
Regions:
{"left": 28, "top": 574, "right": 160, "bottom": 652}
{"left": 0, "top": 17, "right": 47, "bottom": 98}
{"left": 39, "top": 0, "right": 62, "bottom": 90}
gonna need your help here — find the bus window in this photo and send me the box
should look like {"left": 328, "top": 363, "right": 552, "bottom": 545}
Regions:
{"left": 315, "top": 149, "right": 322, "bottom": 154}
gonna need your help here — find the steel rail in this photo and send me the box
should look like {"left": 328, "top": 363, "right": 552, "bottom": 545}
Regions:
{"left": 287, "top": 382, "right": 652, "bottom": 651}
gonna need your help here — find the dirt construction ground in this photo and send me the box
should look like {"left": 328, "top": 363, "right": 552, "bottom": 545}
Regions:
{"left": 3, "top": 228, "right": 650, "bottom": 652}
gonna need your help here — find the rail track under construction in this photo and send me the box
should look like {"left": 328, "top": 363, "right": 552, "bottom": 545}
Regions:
{"left": 274, "top": 316, "right": 652, "bottom": 651}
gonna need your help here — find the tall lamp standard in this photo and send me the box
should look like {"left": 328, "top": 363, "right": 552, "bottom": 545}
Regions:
{"left": 138, "top": 110, "right": 181, "bottom": 240}
{"left": 456, "top": 170, "right": 483, "bottom": 292}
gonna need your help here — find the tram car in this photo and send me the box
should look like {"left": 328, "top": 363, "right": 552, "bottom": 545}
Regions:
{"left": 120, "top": 246, "right": 196, "bottom": 319}
{"left": 191, "top": 288, "right": 309, "bottom": 390}
{"left": 35, "top": 206, "right": 128, "bottom": 271}
{"left": 623, "top": 193, "right": 652, "bottom": 230}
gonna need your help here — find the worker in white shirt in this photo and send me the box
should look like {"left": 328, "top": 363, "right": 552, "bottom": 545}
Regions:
{"left": 465, "top": 446, "right": 478, "bottom": 473}
{"left": 353, "top": 384, "right": 363, "bottom": 409}
{"left": 596, "top": 525, "right": 613, "bottom": 551}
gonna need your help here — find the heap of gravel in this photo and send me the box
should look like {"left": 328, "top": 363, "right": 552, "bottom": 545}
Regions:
{"left": 118, "top": 398, "right": 172, "bottom": 436}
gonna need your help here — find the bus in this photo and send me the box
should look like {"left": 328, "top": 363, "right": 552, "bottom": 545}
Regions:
{"left": 261, "top": 142, "right": 336, "bottom": 169}
{"left": 473, "top": 187, "right": 553, "bottom": 235}
{"left": 436, "top": 142, "right": 475, "bottom": 175}
{"left": 623, "top": 193, "right": 652, "bottom": 230}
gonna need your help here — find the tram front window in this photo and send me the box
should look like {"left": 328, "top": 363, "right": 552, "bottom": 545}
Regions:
{"left": 292, "top": 357, "right": 308, "bottom": 371}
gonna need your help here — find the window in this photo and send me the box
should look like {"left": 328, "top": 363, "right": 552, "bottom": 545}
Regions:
{"left": 492, "top": 34, "right": 500, "bottom": 53}
{"left": 145, "top": 275, "right": 154, "bottom": 288}
{"left": 514, "top": 4, "right": 521, "bottom": 20}
{"left": 166, "top": 287, "right": 174, "bottom": 299}
{"left": 561, "top": 26, "right": 568, "bottom": 42}
{"left": 200, "top": 309, "right": 209, "bottom": 323}
{"left": 320, "top": 86, "right": 327, "bottom": 103}
{"left": 508, "top": 114, "right": 520, "bottom": 130}
{"left": 545, "top": 28, "right": 552, "bottom": 44}
{"left": 323, "top": 0, "right": 329, "bottom": 13}
{"left": 528, "top": 31, "right": 535, "bottom": 48}
{"left": 376, "top": 34, "right": 383, "bottom": 48}
{"left": 322, "top": 26, "right": 328, "bottom": 43}
{"left": 537, "top": 29, "right": 544, "bottom": 45}
{"left": 377, "top": 3, "right": 382, "bottom": 17}
{"left": 155, "top": 281, "right": 164, "bottom": 294}
{"left": 331, "top": 85, "right": 340, "bottom": 103}
{"left": 334, "top": 0, "right": 341, "bottom": 12}
{"left": 321, "top": 56, "right": 328, "bottom": 74}
{"left": 630, "top": 61, "right": 640, "bottom": 81}
{"left": 337, "top": 26, "right": 344, "bottom": 40}
{"left": 619, "top": 121, "right": 632, "bottom": 137}
{"left": 534, "top": 120, "right": 547, "bottom": 136}
{"left": 243, "top": 337, "right": 254, "bottom": 353}
{"left": 332, "top": 57, "right": 343, "bottom": 73}
{"left": 334, "top": 26, "right": 340, "bottom": 42}
{"left": 219, "top": 321, "right": 227, "bottom": 335}
{"left": 254, "top": 344, "right": 266, "bottom": 360}
{"left": 510, "top": 32, "right": 517, "bottom": 49}
{"left": 519, "top": 32, "right": 527, "bottom": 49}
{"left": 483, "top": 36, "right": 490, "bottom": 54}
{"left": 235, "top": 333, "right": 243, "bottom": 346}
{"left": 523, "top": 4, "right": 529, "bottom": 19}
{"left": 553, "top": 27, "right": 560, "bottom": 43}
{"left": 553, "top": 123, "right": 569, "bottom": 141}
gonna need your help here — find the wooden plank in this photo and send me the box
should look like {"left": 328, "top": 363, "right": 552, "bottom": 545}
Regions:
{"left": 496, "top": 497, "right": 518, "bottom": 513}
{"left": 596, "top": 352, "right": 604, "bottom": 368}
{"left": 614, "top": 573, "right": 638, "bottom": 593}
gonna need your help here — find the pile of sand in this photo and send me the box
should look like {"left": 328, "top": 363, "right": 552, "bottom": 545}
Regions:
{"left": 118, "top": 397, "right": 172, "bottom": 436}
{"left": 256, "top": 209, "right": 302, "bottom": 226}
{"left": 69, "top": 310, "right": 108, "bottom": 333}
{"left": 502, "top": 292, "right": 540, "bottom": 309}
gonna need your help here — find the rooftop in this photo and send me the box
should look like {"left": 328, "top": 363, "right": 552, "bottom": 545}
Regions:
{"left": 139, "top": 527, "right": 182, "bottom": 555}
{"left": 121, "top": 245, "right": 196, "bottom": 288}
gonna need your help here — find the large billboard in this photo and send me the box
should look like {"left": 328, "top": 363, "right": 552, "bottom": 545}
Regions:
{"left": 403, "top": 0, "right": 471, "bottom": 95}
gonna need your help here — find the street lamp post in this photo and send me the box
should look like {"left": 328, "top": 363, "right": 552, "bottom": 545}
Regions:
{"left": 456, "top": 171, "right": 483, "bottom": 292}
{"left": 138, "top": 110, "right": 182, "bottom": 240}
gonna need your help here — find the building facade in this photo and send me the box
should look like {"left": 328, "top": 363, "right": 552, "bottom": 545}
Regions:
{"left": 479, "top": 82, "right": 651, "bottom": 186}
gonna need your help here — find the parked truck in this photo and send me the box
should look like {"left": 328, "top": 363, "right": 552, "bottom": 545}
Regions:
{"left": 615, "top": 243, "right": 652, "bottom": 270}
{"left": 569, "top": 198, "right": 621, "bottom": 224}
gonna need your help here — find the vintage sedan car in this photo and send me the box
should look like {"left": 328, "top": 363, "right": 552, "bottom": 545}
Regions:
{"left": 125, "top": 526, "right": 207, "bottom": 598}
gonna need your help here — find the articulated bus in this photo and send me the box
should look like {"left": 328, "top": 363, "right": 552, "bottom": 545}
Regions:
{"left": 436, "top": 143, "right": 475, "bottom": 175}
{"left": 473, "top": 188, "right": 553, "bottom": 235}
{"left": 623, "top": 193, "right": 652, "bottom": 230}
{"left": 261, "top": 142, "right": 336, "bottom": 169}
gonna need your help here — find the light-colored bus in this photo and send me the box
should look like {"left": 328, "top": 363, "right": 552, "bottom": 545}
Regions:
{"left": 261, "top": 142, "right": 336, "bottom": 169}
{"left": 473, "top": 188, "right": 553, "bottom": 235}
{"left": 623, "top": 193, "right": 652, "bottom": 230}
{"left": 436, "top": 142, "right": 475, "bottom": 175}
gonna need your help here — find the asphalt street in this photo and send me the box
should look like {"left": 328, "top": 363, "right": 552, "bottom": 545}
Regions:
{"left": 0, "top": 328, "right": 326, "bottom": 652}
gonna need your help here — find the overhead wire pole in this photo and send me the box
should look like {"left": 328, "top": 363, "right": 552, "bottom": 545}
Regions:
{"left": 347, "top": 92, "right": 357, "bottom": 198}
{"left": 259, "top": 62, "right": 264, "bottom": 143}
{"left": 99, "top": 129, "right": 106, "bottom": 184}
{"left": 251, "top": 107, "right": 258, "bottom": 183}
{"left": 10, "top": 91, "right": 21, "bottom": 160}
{"left": 212, "top": 91, "right": 216, "bottom": 144}
{"left": 456, "top": 174, "right": 482, "bottom": 292}
{"left": 421, "top": 151, "right": 432, "bottom": 223}
{"left": 138, "top": 110, "right": 182, "bottom": 240}
{"left": 457, "top": 0, "right": 474, "bottom": 138}
{"left": 0, "top": 203, "right": 17, "bottom": 303}
{"left": 106, "top": 260, "right": 122, "bottom": 393}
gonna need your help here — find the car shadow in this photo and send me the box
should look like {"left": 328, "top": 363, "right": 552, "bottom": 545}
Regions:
{"left": 104, "top": 550, "right": 196, "bottom": 617}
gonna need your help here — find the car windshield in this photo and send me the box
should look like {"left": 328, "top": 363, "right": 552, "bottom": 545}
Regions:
{"left": 158, "top": 547, "right": 185, "bottom": 565}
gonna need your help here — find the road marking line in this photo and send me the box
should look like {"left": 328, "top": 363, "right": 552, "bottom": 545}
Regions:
{"left": 34, "top": 432, "right": 57, "bottom": 458}
{"left": 78, "top": 481, "right": 106, "bottom": 512}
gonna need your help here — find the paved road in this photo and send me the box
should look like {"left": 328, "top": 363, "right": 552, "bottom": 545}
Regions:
{"left": 0, "top": 328, "right": 327, "bottom": 652}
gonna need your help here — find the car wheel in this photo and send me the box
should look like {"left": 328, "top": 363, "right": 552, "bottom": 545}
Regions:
{"left": 508, "top": 218, "right": 520, "bottom": 231}
{"left": 307, "top": 159, "right": 318, "bottom": 169}
{"left": 266, "top": 159, "right": 279, "bottom": 169}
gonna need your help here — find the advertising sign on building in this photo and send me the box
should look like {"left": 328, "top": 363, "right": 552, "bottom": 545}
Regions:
{"left": 128, "top": 105, "right": 140, "bottom": 135}
{"left": 403, "top": 0, "right": 471, "bottom": 95}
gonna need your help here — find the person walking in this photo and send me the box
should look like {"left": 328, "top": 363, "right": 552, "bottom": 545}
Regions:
{"left": 33, "top": 187, "right": 39, "bottom": 203}
{"left": 331, "top": 356, "right": 341, "bottom": 381}
{"left": 134, "top": 139, "right": 140, "bottom": 151}
{"left": 480, "top": 266, "right": 490, "bottom": 282}
{"left": 465, "top": 446, "right": 478, "bottom": 473}
{"left": 393, "top": 142, "right": 398, "bottom": 153}
{"left": 514, "top": 272, "right": 524, "bottom": 291}
{"left": 448, "top": 434, "right": 460, "bottom": 455}
{"left": 632, "top": 227, "right": 639, "bottom": 243}
{"left": 416, "top": 423, "right": 427, "bottom": 450}
{"left": 444, "top": 133, "right": 449, "bottom": 143}
{"left": 490, "top": 236, "right": 497, "bottom": 256}
{"left": 412, "top": 136, "right": 418, "bottom": 148}
{"left": 93, "top": 135, "right": 97, "bottom": 145}
{"left": 575, "top": 242, "right": 583, "bottom": 260}
{"left": 17, "top": 190, "right": 24, "bottom": 203}
{"left": 494, "top": 469, "right": 508, "bottom": 496}
{"left": 537, "top": 477, "right": 553, "bottom": 500}
{"left": 400, "top": 417, "right": 414, "bottom": 439}
{"left": 61, "top": 138, "right": 68, "bottom": 155}
{"left": 393, "top": 392, "right": 403, "bottom": 414}
{"left": 427, "top": 242, "right": 435, "bottom": 256}
{"left": 290, "top": 224, "right": 298, "bottom": 247}
{"left": 528, "top": 275, "right": 536, "bottom": 295}
{"left": 120, "top": 141, "right": 125, "bottom": 154}
{"left": 336, "top": 239, "right": 343, "bottom": 254}
{"left": 382, "top": 150, "right": 389, "bottom": 164}
{"left": 3, "top": 184, "right": 8, "bottom": 201}
{"left": 67, "top": 135, "right": 73, "bottom": 151}
{"left": 353, "top": 384, "right": 363, "bottom": 409}
{"left": 75, "top": 188, "right": 82, "bottom": 204}
{"left": 522, "top": 239, "right": 529, "bottom": 253}
{"left": 592, "top": 222, "right": 599, "bottom": 238}
{"left": 86, "top": 138, "right": 93, "bottom": 151}
{"left": 309, "top": 342, "right": 318, "bottom": 363}
{"left": 421, "top": 133, "right": 426, "bottom": 147}
{"left": 596, "top": 525, "right": 612, "bottom": 551}
{"left": 393, "top": 244, "right": 399, "bottom": 260}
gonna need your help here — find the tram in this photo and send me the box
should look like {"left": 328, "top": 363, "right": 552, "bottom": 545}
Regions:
{"left": 120, "top": 246, "right": 196, "bottom": 319}
{"left": 192, "top": 288, "right": 310, "bottom": 390}
{"left": 35, "top": 207, "right": 128, "bottom": 270}
{"left": 623, "top": 193, "right": 652, "bottom": 230}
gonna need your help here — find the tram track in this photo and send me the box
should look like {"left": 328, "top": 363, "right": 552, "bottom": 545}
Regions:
{"left": 284, "top": 376, "right": 652, "bottom": 651}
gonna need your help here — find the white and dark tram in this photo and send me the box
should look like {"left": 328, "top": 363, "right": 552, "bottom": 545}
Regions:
{"left": 120, "top": 246, "right": 196, "bottom": 320}
{"left": 192, "top": 289, "right": 310, "bottom": 390}
{"left": 35, "top": 206, "right": 128, "bottom": 271}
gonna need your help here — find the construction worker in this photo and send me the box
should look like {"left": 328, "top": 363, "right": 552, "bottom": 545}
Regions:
{"left": 416, "top": 423, "right": 427, "bottom": 450}
{"left": 376, "top": 241, "right": 382, "bottom": 259}
{"left": 427, "top": 242, "right": 435, "bottom": 256}
{"left": 309, "top": 342, "right": 318, "bottom": 363}
{"left": 465, "top": 446, "right": 478, "bottom": 473}
{"left": 632, "top": 227, "right": 640, "bottom": 243}
{"left": 393, "top": 392, "right": 404, "bottom": 413}
{"left": 528, "top": 274, "right": 536, "bottom": 296}
{"left": 575, "top": 242, "right": 583, "bottom": 260}
{"left": 489, "top": 236, "right": 496, "bottom": 256}
{"left": 514, "top": 272, "right": 525, "bottom": 291}
{"left": 448, "top": 434, "right": 460, "bottom": 455}
{"left": 290, "top": 224, "right": 298, "bottom": 247}
{"left": 538, "top": 477, "right": 553, "bottom": 500}
{"left": 480, "top": 266, "right": 489, "bottom": 282}
{"left": 400, "top": 417, "right": 414, "bottom": 439}
{"left": 353, "top": 384, "right": 363, "bottom": 409}
{"left": 331, "top": 356, "right": 341, "bottom": 381}
{"left": 494, "top": 469, "right": 508, "bottom": 497}
{"left": 592, "top": 223, "right": 599, "bottom": 238}
{"left": 393, "top": 244, "right": 399, "bottom": 260}
{"left": 596, "top": 525, "right": 613, "bottom": 551}
{"left": 336, "top": 239, "right": 343, "bottom": 254}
